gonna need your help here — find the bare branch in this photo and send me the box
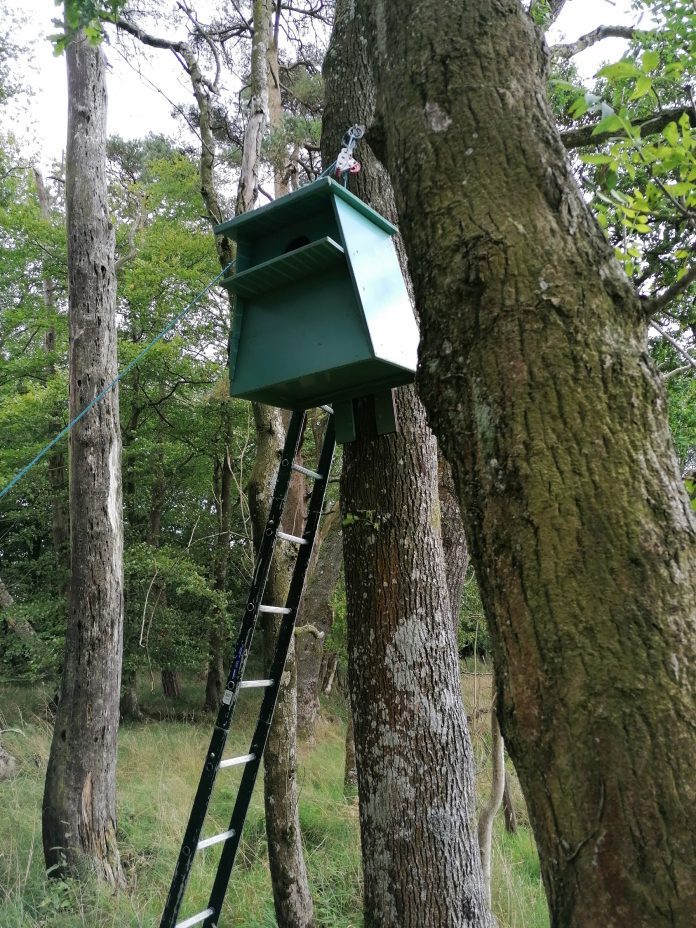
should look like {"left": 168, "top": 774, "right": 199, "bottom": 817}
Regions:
{"left": 662, "top": 364, "right": 692, "bottom": 381}
{"left": 281, "top": 2, "right": 332, "bottom": 25}
{"left": 294, "top": 623, "right": 325, "bottom": 639}
{"left": 552, "top": 25, "right": 637, "bottom": 59}
{"left": 115, "top": 189, "right": 147, "bottom": 273}
{"left": 229, "top": 0, "right": 253, "bottom": 32}
{"left": 115, "top": 18, "right": 186, "bottom": 54}
{"left": 177, "top": 0, "right": 222, "bottom": 94}
{"left": 643, "top": 265, "right": 696, "bottom": 317}
{"left": 561, "top": 105, "right": 696, "bottom": 149}
{"left": 649, "top": 320, "right": 696, "bottom": 372}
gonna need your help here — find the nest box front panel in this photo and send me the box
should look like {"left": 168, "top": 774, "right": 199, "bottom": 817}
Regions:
{"left": 230, "top": 269, "right": 374, "bottom": 406}
{"left": 250, "top": 207, "right": 341, "bottom": 266}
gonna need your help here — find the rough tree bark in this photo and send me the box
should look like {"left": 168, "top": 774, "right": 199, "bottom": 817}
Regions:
{"left": 477, "top": 696, "right": 505, "bottom": 906}
{"left": 33, "top": 168, "right": 70, "bottom": 577}
{"left": 161, "top": 669, "right": 182, "bottom": 701}
{"left": 502, "top": 773, "right": 518, "bottom": 835}
{"left": 205, "top": 422, "right": 234, "bottom": 712}
{"left": 295, "top": 508, "right": 343, "bottom": 740}
{"left": 323, "top": 8, "right": 493, "bottom": 926}
{"left": 42, "top": 25, "right": 124, "bottom": 887}
{"left": 438, "top": 451, "right": 469, "bottom": 626}
{"left": 350, "top": 1, "right": 696, "bottom": 925}
{"left": 343, "top": 696, "right": 357, "bottom": 795}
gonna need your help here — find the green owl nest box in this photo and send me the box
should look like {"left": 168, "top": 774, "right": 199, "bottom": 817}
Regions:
{"left": 214, "top": 178, "right": 419, "bottom": 441}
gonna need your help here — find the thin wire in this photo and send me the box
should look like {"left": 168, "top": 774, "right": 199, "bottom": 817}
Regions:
{"left": 0, "top": 261, "right": 235, "bottom": 503}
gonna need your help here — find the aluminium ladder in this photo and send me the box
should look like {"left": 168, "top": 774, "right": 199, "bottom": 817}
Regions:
{"left": 160, "top": 408, "right": 336, "bottom": 928}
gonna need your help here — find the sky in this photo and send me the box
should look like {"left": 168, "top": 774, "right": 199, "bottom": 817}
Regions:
{"left": 8, "top": 0, "right": 642, "bottom": 170}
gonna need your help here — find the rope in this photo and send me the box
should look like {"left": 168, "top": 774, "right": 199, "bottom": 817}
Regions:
{"left": 0, "top": 261, "right": 235, "bottom": 503}
{"left": 319, "top": 160, "right": 337, "bottom": 178}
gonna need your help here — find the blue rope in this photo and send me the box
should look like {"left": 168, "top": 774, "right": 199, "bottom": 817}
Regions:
{"left": 319, "top": 160, "right": 337, "bottom": 178}
{"left": 0, "top": 261, "right": 235, "bottom": 503}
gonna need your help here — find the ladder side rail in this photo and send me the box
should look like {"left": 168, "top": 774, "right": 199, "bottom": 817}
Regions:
{"left": 159, "top": 411, "right": 307, "bottom": 928}
{"left": 204, "top": 416, "right": 337, "bottom": 924}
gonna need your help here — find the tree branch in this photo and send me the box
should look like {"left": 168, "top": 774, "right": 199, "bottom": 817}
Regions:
{"left": 662, "top": 364, "right": 691, "bottom": 381}
{"left": 115, "top": 189, "right": 147, "bottom": 273}
{"left": 552, "top": 25, "right": 637, "bottom": 59}
{"left": 649, "top": 320, "right": 696, "bottom": 372}
{"left": 643, "top": 264, "right": 696, "bottom": 317}
{"left": 561, "top": 105, "right": 696, "bottom": 149}
{"left": 177, "top": 0, "right": 222, "bottom": 94}
{"left": 116, "top": 18, "right": 186, "bottom": 54}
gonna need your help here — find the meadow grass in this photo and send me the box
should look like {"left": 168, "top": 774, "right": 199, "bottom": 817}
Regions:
{"left": 0, "top": 676, "right": 547, "bottom": 928}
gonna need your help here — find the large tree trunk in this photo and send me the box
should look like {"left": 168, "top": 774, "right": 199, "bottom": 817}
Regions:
{"left": 42, "top": 26, "right": 124, "bottom": 887}
{"left": 33, "top": 168, "right": 70, "bottom": 577}
{"left": 235, "top": 0, "right": 272, "bottom": 214}
{"left": 120, "top": 669, "right": 141, "bottom": 721}
{"left": 161, "top": 669, "right": 182, "bottom": 701}
{"left": 353, "top": 1, "right": 696, "bottom": 925}
{"left": 339, "top": 392, "right": 491, "bottom": 928}
{"left": 295, "top": 509, "right": 343, "bottom": 740}
{"left": 323, "top": 12, "right": 492, "bottom": 926}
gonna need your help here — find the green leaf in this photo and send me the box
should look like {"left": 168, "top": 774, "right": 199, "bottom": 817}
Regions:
{"left": 629, "top": 76, "right": 652, "bottom": 100}
{"left": 663, "top": 121, "right": 679, "bottom": 147}
{"left": 597, "top": 61, "right": 642, "bottom": 81}
{"left": 591, "top": 114, "right": 625, "bottom": 136}
{"left": 579, "top": 153, "right": 614, "bottom": 165}
{"left": 569, "top": 96, "right": 590, "bottom": 118}
{"left": 641, "top": 50, "right": 659, "bottom": 72}
{"left": 678, "top": 111, "right": 692, "bottom": 134}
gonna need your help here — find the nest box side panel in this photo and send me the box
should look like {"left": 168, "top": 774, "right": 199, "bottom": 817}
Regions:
{"left": 332, "top": 197, "right": 419, "bottom": 374}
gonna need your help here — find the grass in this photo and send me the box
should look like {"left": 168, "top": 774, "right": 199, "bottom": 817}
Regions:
{"left": 0, "top": 676, "right": 547, "bottom": 928}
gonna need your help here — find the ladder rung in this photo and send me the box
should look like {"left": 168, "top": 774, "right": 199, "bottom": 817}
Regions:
{"left": 291, "top": 463, "right": 323, "bottom": 480}
{"left": 219, "top": 753, "right": 255, "bottom": 769}
{"left": 277, "top": 531, "right": 308, "bottom": 545}
{"left": 176, "top": 909, "right": 215, "bottom": 928}
{"left": 239, "top": 679, "right": 273, "bottom": 689}
{"left": 258, "top": 605, "right": 292, "bottom": 614}
{"left": 197, "top": 829, "right": 235, "bottom": 851}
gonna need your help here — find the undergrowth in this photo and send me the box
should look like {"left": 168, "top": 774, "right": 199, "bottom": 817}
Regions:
{"left": 0, "top": 677, "right": 547, "bottom": 927}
